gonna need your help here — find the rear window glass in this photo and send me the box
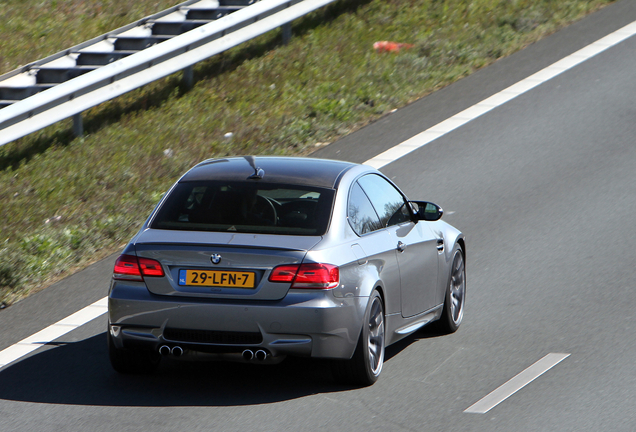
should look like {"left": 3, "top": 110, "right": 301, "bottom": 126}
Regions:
{"left": 150, "top": 181, "right": 335, "bottom": 236}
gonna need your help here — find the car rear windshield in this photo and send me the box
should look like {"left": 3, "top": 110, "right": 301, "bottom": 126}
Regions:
{"left": 150, "top": 181, "right": 335, "bottom": 236}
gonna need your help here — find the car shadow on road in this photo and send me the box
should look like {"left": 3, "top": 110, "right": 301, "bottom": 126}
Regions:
{"left": 0, "top": 327, "right": 447, "bottom": 407}
{"left": 383, "top": 323, "right": 450, "bottom": 363}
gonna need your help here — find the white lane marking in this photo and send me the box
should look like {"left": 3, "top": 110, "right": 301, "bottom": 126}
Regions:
{"left": 0, "top": 297, "right": 107, "bottom": 369}
{"left": 2, "top": 18, "right": 636, "bottom": 371}
{"left": 464, "top": 353, "right": 570, "bottom": 414}
{"left": 364, "top": 21, "right": 636, "bottom": 169}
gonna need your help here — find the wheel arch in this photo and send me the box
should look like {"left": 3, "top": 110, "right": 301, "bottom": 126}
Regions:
{"left": 457, "top": 236, "right": 466, "bottom": 267}
{"left": 374, "top": 285, "right": 386, "bottom": 313}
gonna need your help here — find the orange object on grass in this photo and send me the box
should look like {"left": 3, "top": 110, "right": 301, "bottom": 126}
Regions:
{"left": 373, "top": 41, "right": 415, "bottom": 53}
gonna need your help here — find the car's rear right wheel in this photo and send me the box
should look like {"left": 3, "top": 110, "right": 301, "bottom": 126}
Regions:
{"left": 436, "top": 246, "right": 465, "bottom": 334}
{"left": 107, "top": 331, "right": 160, "bottom": 374}
{"left": 332, "top": 290, "right": 384, "bottom": 386}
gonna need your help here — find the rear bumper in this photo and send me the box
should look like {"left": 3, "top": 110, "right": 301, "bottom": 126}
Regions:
{"left": 108, "top": 280, "right": 367, "bottom": 360}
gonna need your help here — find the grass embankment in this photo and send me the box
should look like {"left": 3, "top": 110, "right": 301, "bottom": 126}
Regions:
{"left": 0, "top": 0, "right": 615, "bottom": 307}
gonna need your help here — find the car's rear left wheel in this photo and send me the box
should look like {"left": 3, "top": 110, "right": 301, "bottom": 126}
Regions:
{"left": 332, "top": 290, "right": 385, "bottom": 386}
{"left": 107, "top": 331, "right": 161, "bottom": 374}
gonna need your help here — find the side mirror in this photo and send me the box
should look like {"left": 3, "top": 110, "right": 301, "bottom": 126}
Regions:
{"left": 411, "top": 201, "right": 443, "bottom": 221}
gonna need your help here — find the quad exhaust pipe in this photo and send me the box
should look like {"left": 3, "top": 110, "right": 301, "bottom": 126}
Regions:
{"left": 159, "top": 345, "right": 184, "bottom": 357}
{"left": 160, "top": 346, "right": 267, "bottom": 360}
{"left": 242, "top": 349, "right": 269, "bottom": 361}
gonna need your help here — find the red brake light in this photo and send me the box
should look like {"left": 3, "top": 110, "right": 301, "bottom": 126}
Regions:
{"left": 139, "top": 257, "right": 165, "bottom": 277}
{"left": 293, "top": 263, "right": 339, "bottom": 289}
{"left": 113, "top": 254, "right": 164, "bottom": 281}
{"left": 114, "top": 255, "right": 142, "bottom": 281}
{"left": 269, "top": 263, "right": 339, "bottom": 289}
{"left": 268, "top": 264, "right": 300, "bottom": 283}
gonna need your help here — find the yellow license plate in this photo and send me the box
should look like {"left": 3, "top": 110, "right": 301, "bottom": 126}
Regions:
{"left": 178, "top": 270, "right": 255, "bottom": 288}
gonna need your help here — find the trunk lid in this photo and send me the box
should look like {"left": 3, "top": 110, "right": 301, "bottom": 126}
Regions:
{"left": 133, "top": 229, "right": 321, "bottom": 300}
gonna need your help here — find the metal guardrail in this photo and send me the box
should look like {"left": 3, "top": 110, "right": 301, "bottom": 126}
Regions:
{"left": 0, "top": 0, "right": 337, "bottom": 147}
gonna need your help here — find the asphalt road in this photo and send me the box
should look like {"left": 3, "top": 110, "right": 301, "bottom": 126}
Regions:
{"left": 2, "top": 1, "right": 636, "bottom": 430}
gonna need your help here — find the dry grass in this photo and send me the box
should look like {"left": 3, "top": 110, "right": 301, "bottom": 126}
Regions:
{"left": 0, "top": 0, "right": 177, "bottom": 73}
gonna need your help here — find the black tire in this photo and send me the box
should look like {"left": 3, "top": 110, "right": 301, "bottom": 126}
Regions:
{"left": 332, "top": 291, "right": 385, "bottom": 386}
{"left": 107, "top": 331, "right": 161, "bottom": 374}
{"left": 436, "top": 246, "right": 466, "bottom": 334}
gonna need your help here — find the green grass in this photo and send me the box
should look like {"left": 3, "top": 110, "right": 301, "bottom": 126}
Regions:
{"left": 0, "top": 0, "right": 615, "bottom": 306}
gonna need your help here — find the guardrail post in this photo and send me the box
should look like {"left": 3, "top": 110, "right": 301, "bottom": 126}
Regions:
{"left": 183, "top": 66, "right": 194, "bottom": 89}
{"left": 282, "top": 23, "right": 292, "bottom": 45}
{"left": 73, "top": 113, "right": 83, "bottom": 137}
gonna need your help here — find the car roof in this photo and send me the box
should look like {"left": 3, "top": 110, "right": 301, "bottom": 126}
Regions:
{"left": 181, "top": 156, "right": 358, "bottom": 188}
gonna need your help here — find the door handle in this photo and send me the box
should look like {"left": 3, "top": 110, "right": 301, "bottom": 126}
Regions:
{"left": 397, "top": 241, "right": 406, "bottom": 252}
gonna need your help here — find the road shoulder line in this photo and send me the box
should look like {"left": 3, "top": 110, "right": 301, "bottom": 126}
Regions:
{"left": 364, "top": 21, "right": 636, "bottom": 168}
{"left": 0, "top": 297, "right": 107, "bottom": 369}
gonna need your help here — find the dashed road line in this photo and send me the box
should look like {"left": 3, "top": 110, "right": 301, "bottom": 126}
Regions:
{"left": 464, "top": 353, "right": 571, "bottom": 414}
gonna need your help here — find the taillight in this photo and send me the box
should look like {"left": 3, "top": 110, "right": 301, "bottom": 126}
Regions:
{"left": 268, "top": 264, "right": 300, "bottom": 283}
{"left": 269, "top": 263, "right": 339, "bottom": 289}
{"left": 293, "top": 263, "right": 339, "bottom": 289}
{"left": 139, "top": 257, "right": 164, "bottom": 277}
{"left": 113, "top": 254, "right": 164, "bottom": 281}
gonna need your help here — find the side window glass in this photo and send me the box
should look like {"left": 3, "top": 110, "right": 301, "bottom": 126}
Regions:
{"left": 358, "top": 174, "right": 411, "bottom": 227}
{"left": 348, "top": 182, "right": 382, "bottom": 235}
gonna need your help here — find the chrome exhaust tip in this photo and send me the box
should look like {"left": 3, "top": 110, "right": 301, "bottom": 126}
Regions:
{"left": 171, "top": 346, "right": 184, "bottom": 357}
{"left": 255, "top": 350, "right": 268, "bottom": 361}
{"left": 159, "top": 345, "right": 171, "bottom": 356}
{"left": 242, "top": 349, "right": 254, "bottom": 361}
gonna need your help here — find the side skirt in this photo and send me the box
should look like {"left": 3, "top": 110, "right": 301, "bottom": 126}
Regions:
{"left": 385, "top": 304, "right": 443, "bottom": 346}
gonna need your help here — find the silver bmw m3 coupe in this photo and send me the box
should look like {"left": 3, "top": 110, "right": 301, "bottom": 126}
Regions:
{"left": 108, "top": 156, "right": 465, "bottom": 386}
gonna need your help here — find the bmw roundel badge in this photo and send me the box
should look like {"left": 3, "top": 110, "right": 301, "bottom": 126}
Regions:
{"left": 210, "top": 254, "right": 222, "bottom": 264}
